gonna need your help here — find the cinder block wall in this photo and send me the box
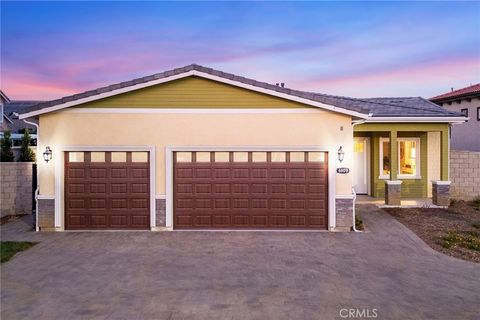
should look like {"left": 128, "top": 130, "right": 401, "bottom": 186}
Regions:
{"left": 0, "top": 163, "right": 34, "bottom": 217}
{"left": 450, "top": 150, "right": 480, "bottom": 200}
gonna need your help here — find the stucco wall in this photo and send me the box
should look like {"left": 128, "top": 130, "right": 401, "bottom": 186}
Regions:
{"left": 450, "top": 150, "right": 480, "bottom": 200}
{"left": 38, "top": 110, "right": 354, "bottom": 197}
{"left": 442, "top": 98, "right": 480, "bottom": 151}
{"left": 0, "top": 162, "right": 33, "bottom": 217}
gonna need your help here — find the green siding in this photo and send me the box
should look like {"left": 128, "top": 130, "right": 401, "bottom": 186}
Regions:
{"left": 79, "top": 76, "right": 313, "bottom": 109}
{"left": 355, "top": 122, "right": 450, "bottom": 199}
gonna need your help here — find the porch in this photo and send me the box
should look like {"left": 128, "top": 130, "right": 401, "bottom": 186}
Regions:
{"left": 353, "top": 123, "right": 451, "bottom": 206}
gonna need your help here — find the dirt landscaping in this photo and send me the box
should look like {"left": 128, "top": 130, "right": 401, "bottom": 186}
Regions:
{"left": 385, "top": 199, "right": 480, "bottom": 263}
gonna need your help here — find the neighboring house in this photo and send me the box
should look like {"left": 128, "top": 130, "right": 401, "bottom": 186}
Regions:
{"left": 430, "top": 83, "right": 480, "bottom": 151}
{"left": 0, "top": 94, "right": 42, "bottom": 159}
{"left": 17, "top": 64, "right": 466, "bottom": 232}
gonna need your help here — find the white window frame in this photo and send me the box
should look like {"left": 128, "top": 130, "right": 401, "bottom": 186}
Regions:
{"left": 379, "top": 137, "right": 391, "bottom": 179}
{"left": 397, "top": 137, "right": 421, "bottom": 179}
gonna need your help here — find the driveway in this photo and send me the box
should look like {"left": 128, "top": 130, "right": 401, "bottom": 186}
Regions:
{"left": 1, "top": 205, "right": 479, "bottom": 320}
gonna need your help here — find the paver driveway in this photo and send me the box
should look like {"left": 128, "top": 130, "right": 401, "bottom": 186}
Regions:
{"left": 1, "top": 205, "right": 479, "bottom": 320}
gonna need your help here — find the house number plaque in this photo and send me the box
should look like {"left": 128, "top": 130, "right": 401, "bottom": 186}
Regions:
{"left": 336, "top": 168, "right": 350, "bottom": 174}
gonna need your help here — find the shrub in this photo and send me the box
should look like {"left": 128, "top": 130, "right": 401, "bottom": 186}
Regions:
{"left": 0, "top": 130, "right": 14, "bottom": 162}
{"left": 17, "top": 130, "right": 36, "bottom": 162}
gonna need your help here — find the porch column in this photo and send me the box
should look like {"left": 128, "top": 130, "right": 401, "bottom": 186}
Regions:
{"left": 434, "top": 127, "right": 451, "bottom": 206}
{"left": 385, "top": 130, "right": 402, "bottom": 205}
{"left": 389, "top": 130, "right": 398, "bottom": 180}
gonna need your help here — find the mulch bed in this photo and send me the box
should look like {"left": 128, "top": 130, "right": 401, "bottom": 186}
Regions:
{"left": 385, "top": 201, "right": 480, "bottom": 263}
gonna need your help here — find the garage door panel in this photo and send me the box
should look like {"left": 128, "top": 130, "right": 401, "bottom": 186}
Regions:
{"left": 65, "top": 151, "right": 150, "bottom": 230}
{"left": 173, "top": 151, "right": 328, "bottom": 229}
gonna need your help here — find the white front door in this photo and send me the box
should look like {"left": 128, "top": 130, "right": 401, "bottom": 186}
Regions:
{"left": 353, "top": 137, "right": 370, "bottom": 194}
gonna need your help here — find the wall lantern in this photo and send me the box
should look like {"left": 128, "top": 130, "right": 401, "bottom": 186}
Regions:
{"left": 337, "top": 146, "right": 345, "bottom": 163}
{"left": 43, "top": 146, "right": 53, "bottom": 163}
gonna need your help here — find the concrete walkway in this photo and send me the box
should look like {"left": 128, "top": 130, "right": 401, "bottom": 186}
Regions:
{"left": 1, "top": 205, "right": 479, "bottom": 320}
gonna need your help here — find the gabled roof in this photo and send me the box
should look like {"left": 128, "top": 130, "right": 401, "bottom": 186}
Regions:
{"left": 3, "top": 101, "right": 42, "bottom": 133}
{"left": 18, "top": 64, "right": 466, "bottom": 122}
{"left": 430, "top": 83, "right": 480, "bottom": 102}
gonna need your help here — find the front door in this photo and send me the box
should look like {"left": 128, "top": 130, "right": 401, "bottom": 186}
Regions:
{"left": 353, "top": 137, "right": 369, "bottom": 194}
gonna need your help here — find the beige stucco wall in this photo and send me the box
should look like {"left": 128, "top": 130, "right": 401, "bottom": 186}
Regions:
{"left": 38, "top": 109, "right": 353, "bottom": 196}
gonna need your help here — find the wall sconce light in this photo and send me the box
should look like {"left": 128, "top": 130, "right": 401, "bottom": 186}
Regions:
{"left": 337, "top": 146, "right": 345, "bottom": 163}
{"left": 43, "top": 146, "right": 53, "bottom": 163}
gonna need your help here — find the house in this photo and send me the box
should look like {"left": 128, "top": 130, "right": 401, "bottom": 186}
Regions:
{"left": 0, "top": 96, "right": 42, "bottom": 159}
{"left": 430, "top": 83, "right": 480, "bottom": 151}
{"left": 17, "top": 64, "right": 466, "bottom": 232}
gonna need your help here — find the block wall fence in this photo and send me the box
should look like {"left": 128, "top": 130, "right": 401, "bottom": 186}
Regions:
{"left": 0, "top": 162, "right": 34, "bottom": 218}
{"left": 450, "top": 150, "right": 480, "bottom": 201}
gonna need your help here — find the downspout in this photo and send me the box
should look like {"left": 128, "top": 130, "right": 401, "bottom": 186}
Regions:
{"left": 350, "top": 114, "right": 371, "bottom": 232}
{"left": 16, "top": 113, "right": 40, "bottom": 232}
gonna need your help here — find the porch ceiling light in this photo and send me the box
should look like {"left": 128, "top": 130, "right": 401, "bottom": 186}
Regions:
{"left": 43, "top": 146, "right": 53, "bottom": 163}
{"left": 337, "top": 146, "right": 345, "bottom": 163}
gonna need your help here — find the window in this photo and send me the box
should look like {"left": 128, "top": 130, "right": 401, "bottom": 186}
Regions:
{"left": 111, "top": 152, "right": 126, "bottom": 162}
{"left": 398, "top": 138, "right": 420, "bottom": 178}
{"left": 69, "top": 152, "right": 84, "bottom": 162}
{"left": 379, "top": 138, "right": 421, "bottom": 179}
{"left": 252, "top": 152, "right": 267, "bottom": 162}
{"left": 176, "top": 152, "right": 192, "bottom": 163}
{"left": 271, "top": 152, "right": 286, "bottom": 162}
{"left": 290, "top": 152, "right": 305, "bottom": 162}
{"left": 308, "top": 152, "right": 325, "bottom": 162}
{"left": 461, "top": 108, "right": 468, "bottom": 122}
{"left": 91, "top": 152, "right": 105, "bottom": 162}
{"left": 132, "top": 152, "right": 148, "bottom": 162}
{"left": 196, "top": 152, "right": 210, "bottom": 162}
{"left": 233, "top": 152, "right": 248, "bottom": 162}
{"left": 214, "top": 152, "right": 229, "bottom": 162}
{"left": 477, "top": 107, "right": 480, "bottom": 121}
{"left": 379, "top": 138, "right": 390, "bottom": 178}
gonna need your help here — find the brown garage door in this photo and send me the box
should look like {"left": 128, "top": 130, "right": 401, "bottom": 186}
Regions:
{"left": 174, "top": 151, "right": 328, "bottom": 229}
{"left": 65, "top": 151, "right": 150, "bottom": 230}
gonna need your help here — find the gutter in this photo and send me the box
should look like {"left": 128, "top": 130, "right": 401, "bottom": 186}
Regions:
{"left": 350, "top": 116, "right": 370, "bottom": 232}
{"left": 15, "top": 113, "right": 40, "bottom": 232}
{"left": 364, "top": 116, "right": 468, "bottom": 124}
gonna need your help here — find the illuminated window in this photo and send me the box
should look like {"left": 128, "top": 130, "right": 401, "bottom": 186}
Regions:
{"left": 398, "top": 138, "right": 420, "bottom": 178}
{"left": 379, "top": 138, "right": 390, "bottom": 178}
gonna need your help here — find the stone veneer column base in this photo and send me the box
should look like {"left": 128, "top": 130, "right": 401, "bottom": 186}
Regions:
{"left": 37, "top": 198, "right": 55, "bottom": 231}
{"left": 335, "top": 197, "right": 354, "bottom": 232}
{"left": 155, "top": 199, "right": 166, "bottom": 228}
{"left": 432, "top": 181, "right": 451, "bottom": 206}
{"left": 385, "top": 180, "right": 402, "bottom": 205}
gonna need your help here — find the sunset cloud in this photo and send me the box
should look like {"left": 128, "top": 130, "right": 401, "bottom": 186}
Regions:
{"left": 1, "top": 1, "right": 479, "bottom": 100}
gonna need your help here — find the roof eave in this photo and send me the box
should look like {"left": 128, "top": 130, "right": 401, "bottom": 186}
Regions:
{"left": 19, "top": 70, "right": 369, "bottom": 119}
{"left": 365, "top": 116, "right": 468, "bottom": 124}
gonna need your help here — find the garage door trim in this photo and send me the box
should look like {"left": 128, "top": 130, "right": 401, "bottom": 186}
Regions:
{"left": 165, "top": 146, "right": 336, "bottom": 230}
{"left": 55, "top": 145, "right": 156, "bottom": 230}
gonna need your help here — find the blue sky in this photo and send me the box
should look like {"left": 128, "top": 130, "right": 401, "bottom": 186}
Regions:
{"left": 1, "top": 1, "right": 479, "bottom": 100}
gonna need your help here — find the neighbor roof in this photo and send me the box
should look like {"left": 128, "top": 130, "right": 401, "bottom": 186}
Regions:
{"left": 430, "top": 83, "right": 480, "bottom": 102}
{"left": 3, "top": 101, "right": 43, "bottom": 133}
{"left": 18, "top": 64, "right": 465, "bottom": 120}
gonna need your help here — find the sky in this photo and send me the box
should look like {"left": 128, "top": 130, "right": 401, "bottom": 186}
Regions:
{"left": 1, "top": 1, "right": 479, "bottom": 101}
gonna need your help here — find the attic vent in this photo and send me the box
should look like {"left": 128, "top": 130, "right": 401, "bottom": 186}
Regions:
{"left": 391, "top": 100, "right": 403, "bottom": 103}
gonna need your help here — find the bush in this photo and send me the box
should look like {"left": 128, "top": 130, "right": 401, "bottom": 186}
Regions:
{"left": 0, "top": 130, "right": 14, "bottom": 162}
{"left": 472, "top": 196, "right": 480, "bottom": 211}
{"left": 17, "top": 130, "right": 36, "bottom": 162}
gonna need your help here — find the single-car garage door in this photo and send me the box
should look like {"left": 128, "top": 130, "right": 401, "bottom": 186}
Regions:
{"left": 174, "top": 151, "right": 328, "bottom": 229}
{"left": 65, "top": 151, "right": 150, "bottom": 230}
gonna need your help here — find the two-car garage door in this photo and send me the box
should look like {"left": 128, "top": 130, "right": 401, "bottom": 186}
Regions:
{"left": 174, "top": 151, "right": 329, "bottom": 229}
